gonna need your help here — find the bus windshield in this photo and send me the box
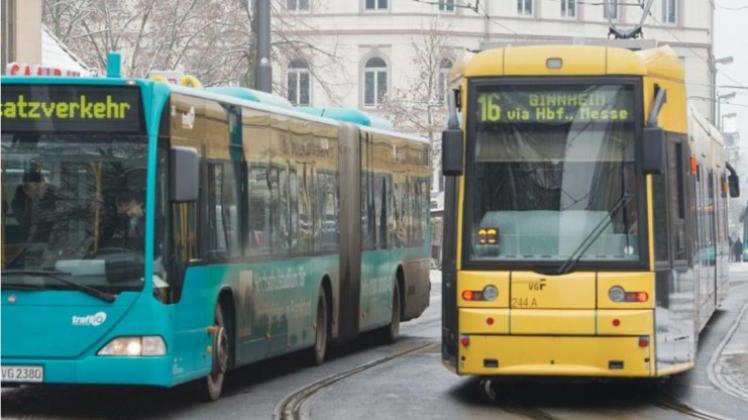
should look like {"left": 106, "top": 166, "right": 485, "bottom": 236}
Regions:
{"left": 465, "top": 83, "right": 642, "bottom": 266}
{"left": 1, "top": 84, "right": 147, "bottom": 291}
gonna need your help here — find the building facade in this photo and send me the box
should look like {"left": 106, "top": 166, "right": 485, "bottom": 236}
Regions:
{"left": 273, "top": 0, "right": 716, "bottom": 192}
{"left": 2, "top": 0, "right": 42, "bottom": 70}
{"left": 274, "top": 0, "right": 715, "bottom": 129}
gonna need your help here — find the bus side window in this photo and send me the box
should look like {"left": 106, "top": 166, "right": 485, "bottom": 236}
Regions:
{"left": 248, "top": 163, "right": 270, "bottom": 257}
{"left": 204, "top": 161, "right": 228, "bottom": 259}
{"left": 221, "top": 162, "right": 241, "bottom": 258}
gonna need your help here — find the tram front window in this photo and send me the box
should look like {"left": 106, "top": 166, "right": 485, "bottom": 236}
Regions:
{"left": 466, "top": 83, "right": 642, "bottom": 267}
{"left": 1, "top": 85, "right": 148, "bottom": 292}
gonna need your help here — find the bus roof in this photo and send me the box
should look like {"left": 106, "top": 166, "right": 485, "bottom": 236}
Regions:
{"left": 0, "top": 76, "right": 428, "bottom": 145}
{"left": 296, "top": 107, "right": 394, "bottom": 130}
{"left": 205, "top": 87, "right": 293, "bottom": 109}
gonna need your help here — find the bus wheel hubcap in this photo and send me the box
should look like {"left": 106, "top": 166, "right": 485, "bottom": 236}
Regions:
{"left": 214, "top": 327, "right": 229, "bottom": 374}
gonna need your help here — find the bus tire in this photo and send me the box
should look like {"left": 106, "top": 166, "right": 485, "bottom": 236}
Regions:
{"left": 309, "top": 288, "right": 329, "bottom": 366}
{"left": 382, "top": 281, "right": 401, "bottom": 344}
{"left": 195, "top": 302, "right": 231, "bottom": 401}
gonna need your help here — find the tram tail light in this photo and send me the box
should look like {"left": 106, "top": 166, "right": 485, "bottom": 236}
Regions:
{"left": 690, "top": 156, "right": 698, "bottom": 176}
{"left": 477, "top": 227, "right": 498, "bottom": 245}
{"left": 633, "top": 291, "right": 648, "bottom": 302}
{"left": 638, "top": 336, "right": 649, "bottom": 347}
{"left": 608, "top": 286, "right": 648, "bottom": 303}
{"left": 461, "top": 285, "right": 499, "bottom": 302}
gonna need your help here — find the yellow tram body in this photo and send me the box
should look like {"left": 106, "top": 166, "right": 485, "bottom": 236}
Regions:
{"left": 441, "top": 45, "right": 735, "bottom": 378}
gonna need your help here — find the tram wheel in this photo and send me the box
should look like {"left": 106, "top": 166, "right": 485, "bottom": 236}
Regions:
{"left": 195, "top": 302, "right": 231, "bottom": 401}
{"left": 382, "top": 281, "right": 401, "bottom": 344}
{"left": 309, "top": 288, "right": 329, "bottom": 366}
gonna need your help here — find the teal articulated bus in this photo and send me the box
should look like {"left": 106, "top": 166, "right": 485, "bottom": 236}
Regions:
{"left": 0, "top": 66, "right": 431, "bottom": 400}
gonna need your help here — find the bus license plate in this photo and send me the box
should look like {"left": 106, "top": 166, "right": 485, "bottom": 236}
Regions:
{"left": 1, "top": 365, "right": 44, "bottom": 383}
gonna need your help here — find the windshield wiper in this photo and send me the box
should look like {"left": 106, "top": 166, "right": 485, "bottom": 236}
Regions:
{"left": 0, "top": 283, "right": 45, "bottom": 291}
{"left": 556, "top": 194, "right": 632, "bottom": 275}
{"left": 1, "top": 269, "right": 116, "bottom": 303}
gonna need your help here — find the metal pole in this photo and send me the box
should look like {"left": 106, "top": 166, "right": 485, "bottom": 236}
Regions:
{"left": 255, "top": 0, "right": 272, "bottom": 93}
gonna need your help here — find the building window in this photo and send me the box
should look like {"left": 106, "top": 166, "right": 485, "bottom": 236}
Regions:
{"left": 364, "top": 0, "right": 388, "bottom": 11}
{"left": 439, "top": 0, "right": 455, "bottom": 13}
{"left": 437, "top": 58, "right": 453, "bottom": 103}
{"left": 662, "top": 0, "right": 677, "bottom": 24}
{"left": 604, "top": 0, "right": 619, "bottom": 20}
{"left": 287, "top": 0, "right": 309, "bottom": 12}
{"left": 364, "top": 57, "right": 387, "bottom": 108}
{"left": 517, "top": 0, "right": 533, "bottom": 16}
{"left": 561, "top": 0, "right": 576, "bottom": 18}
{"left": 287, "top": 59, "right": 310, "bottom": 106}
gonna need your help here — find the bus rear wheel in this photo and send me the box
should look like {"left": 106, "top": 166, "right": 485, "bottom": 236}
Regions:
{"left": 382, "top": 281, "right": 401, "bottom": 344}
{"left": 309, "top": 289, "right": 329, "bottom": 366}
{"left": 196, "top": 302, "right": 230, "bottom": 401}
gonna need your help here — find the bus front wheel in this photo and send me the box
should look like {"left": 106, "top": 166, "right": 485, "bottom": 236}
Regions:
{"left": 196, "top": 302, "right": 230, "bottom": 401}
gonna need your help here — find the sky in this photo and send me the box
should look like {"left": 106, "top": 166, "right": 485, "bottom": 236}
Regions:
{"left": 714, "top": 1, "right": 748, "bottom": 152}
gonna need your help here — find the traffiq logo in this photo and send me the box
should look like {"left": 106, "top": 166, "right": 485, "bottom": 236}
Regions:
{"left": 72, "top": 311, "right": 107, "bottom": 327}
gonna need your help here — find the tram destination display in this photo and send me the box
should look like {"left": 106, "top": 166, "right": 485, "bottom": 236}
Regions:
{"left": 476, "top": 85, "right": 634, "bottom": 124}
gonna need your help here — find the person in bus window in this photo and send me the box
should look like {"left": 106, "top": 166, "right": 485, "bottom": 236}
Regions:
{"left": 11, "top": 169, "right": 60, "bottom": 244}
{"left": 100, "top": 190, "right": 145, "bottom": 251}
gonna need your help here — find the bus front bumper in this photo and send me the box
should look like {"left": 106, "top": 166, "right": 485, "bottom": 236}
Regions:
{"left": 457, "top": 335, "right": 654, "bottom": 377}
{"left": 1, "top": 355, "right": 173, "bottom": 387}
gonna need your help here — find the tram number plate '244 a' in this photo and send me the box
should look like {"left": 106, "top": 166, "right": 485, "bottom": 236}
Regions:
{"left": 1, "top": 365, "right": 44, "bottom": 383}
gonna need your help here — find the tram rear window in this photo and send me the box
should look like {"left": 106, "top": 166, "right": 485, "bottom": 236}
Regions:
{"left": 1, "top": 84, "right": 144, "bottom": 133}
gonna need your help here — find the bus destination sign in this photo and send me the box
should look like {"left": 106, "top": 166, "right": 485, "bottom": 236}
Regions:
{"left": 1, "top": 85, "right": 143, "bottom": 133}
{"left": 476, "top": 87, "right": 634, "bottom": 124}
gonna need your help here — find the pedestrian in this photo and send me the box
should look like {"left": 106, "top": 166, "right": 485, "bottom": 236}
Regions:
{"left": 733, "top": 237, "right": 743, "bottom": 263}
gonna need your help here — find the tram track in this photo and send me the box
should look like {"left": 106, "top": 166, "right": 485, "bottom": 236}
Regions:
{"left": 480, "top": 379, "right": 560, "bottom": 420}
{"left": 651, "top": 393, "right": 734, "bottom": 420}
{"left": 273, "top": 341, "right": 437, "bottom": 420}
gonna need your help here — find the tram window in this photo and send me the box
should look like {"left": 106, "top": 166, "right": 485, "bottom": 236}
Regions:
{"left": 707, "top": 171, "right": 716, "bottom": 266}
{"left": 652, "top": 172, "right": 670, "bottom": 262}
{"left": 669, "top": 141, "right": 687, "bottom": 261}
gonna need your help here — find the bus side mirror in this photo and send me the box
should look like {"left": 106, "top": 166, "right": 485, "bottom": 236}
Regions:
{"left": 729, "top": 174, "right": 740, "bottom": 198}
{"left": 171, "top": 146, "right": 199, "bottom": 202}
{"left": 642, "top": 127, "right": 665, "bottom": 175}
{"left": 442, "top": 128, "right": 463, "bottom": 176}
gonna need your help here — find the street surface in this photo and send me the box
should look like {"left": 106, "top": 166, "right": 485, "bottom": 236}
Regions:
{"left": 3, "top": 266, "right": 748, "bottom": 419}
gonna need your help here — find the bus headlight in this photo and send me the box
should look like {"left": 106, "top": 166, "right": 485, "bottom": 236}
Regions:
{"left": 98, "top": 336, "right": 166, "bottom": 356}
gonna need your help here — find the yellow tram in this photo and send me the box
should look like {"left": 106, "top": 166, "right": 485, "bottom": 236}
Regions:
{"left": 440, "top": 44, "right": 739, "bottom": 377}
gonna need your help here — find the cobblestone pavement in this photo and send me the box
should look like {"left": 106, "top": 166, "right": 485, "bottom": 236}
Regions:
{"left": 714, "top": 300, "right": 748, "bottom": 400}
